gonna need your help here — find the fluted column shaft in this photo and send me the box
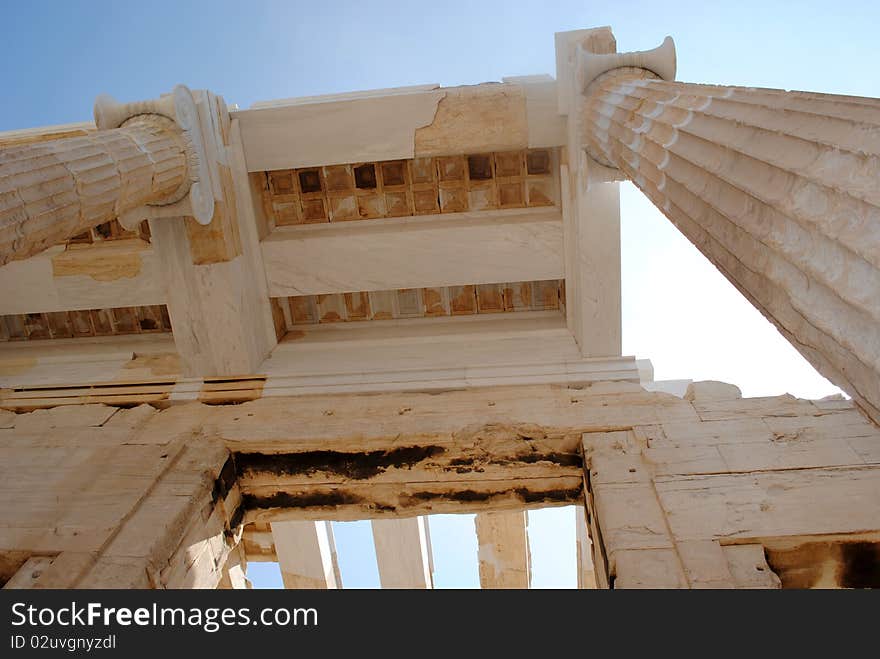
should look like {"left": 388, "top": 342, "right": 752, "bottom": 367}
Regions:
{"left": 0, "top": 115, "right": 191, "bottom": 265}
{"left": 583, "top": 69, "right": 880, "bottom": 423}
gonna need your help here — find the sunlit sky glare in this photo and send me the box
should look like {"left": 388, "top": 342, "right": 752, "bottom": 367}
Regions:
{"left": 4, "top": 0, "right": 877, "bottom": 588}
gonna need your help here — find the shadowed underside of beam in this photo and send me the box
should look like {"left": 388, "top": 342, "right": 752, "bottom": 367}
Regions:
{"left": 583, "top": 69, "right": 880, "bottom": 423}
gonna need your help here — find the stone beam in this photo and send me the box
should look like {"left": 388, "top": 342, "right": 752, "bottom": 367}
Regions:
{"left": 261, "top": 208, "right": 563, "bottom": 297}
{"left": 3, "top": 380, "right": 878, "bottom": 588}
{"left": 573, "top": 31, "right": 880, "bottom": 424}
{"left": 235, "top": 79, "right": 566, "bottom": 172}
{"left": 214, "top": 381, "right": 697, "bottom": 522}
{"left": 0, "top": 239, "right": 165, "bottom": 315}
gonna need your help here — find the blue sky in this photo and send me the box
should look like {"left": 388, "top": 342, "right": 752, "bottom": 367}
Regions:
{"left": 4, "top": 1, "right": 877, "bottom": 587}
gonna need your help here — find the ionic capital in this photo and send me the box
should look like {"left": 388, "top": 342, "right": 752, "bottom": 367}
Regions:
{"left": 93, "top": 85, "right": 217, "bottom": 229}
{"left": 577, "top": 36, "right": 677, "bottom": 95}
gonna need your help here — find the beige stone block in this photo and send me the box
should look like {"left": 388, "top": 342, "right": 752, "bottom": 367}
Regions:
{"left": 31, "top": 552, "right": 97, "bottom": 589}
{"left": 847, "top": 436, "right": 880, "bottom": 465}
{"left": 4, "top": 556, "right": 57, "bottom": 589}
{"left": 165, "top": 440, "right": 229, "bottom": 476}
{"left": 0, "top": 410, "right": 16, "bottom": 429}
{"left": 645, "top": 445, "right": 728, "bottom": 476}
{"left": 159, "top": 537, "right": 209, "bottom": 588}
{"left": 587, "top": 453, "right": 653, "bottom": 484}
{"left": 763, "top": 411, "right": 878, "bottom": 442}
{"left": 718, "top": 439, "right": 863, "bottom": 473}
{"left": 676, "top": 540, "right": 734, "bottom": 588}
{"left": 129, "top": 404, "right": 212, "bottom": 445}
{"left": 11, "top": 404, "right": 118, "bottom": 432}
{"left": 658, "top": 418, "right": 773, "bottom": 448}
{"left": 0, "top": 427, "right": 131, "bottom": 449}
{"left": 582, "top": 429, "right": 639, "bottom": 453}
{"left": 655, "top": 467, "right": 880, "bottom": 541}
{"left": 684, "top": 381, "right": 742, "bottom": 402}
{"left": 584, "top": 430, "right": 651, "bottom": 485}
{"left": 102, "top": 404, "right": 155, "bottom": 430}
{"left": 593, "top": 483, "right": 673, "bottom": 553}
{"left": 103, "top": 494, "right": 209, "bottom": 561}
{"left": 723, "top": 544, "right": 781, "bottom": 589}
{"left": 79, "top": 556, "right": 152, "bottom": 589}
{"left": 613, "top": 548, "right": 688, "bottom": 589}
{"left": 167, "top": 541, "right": 226, "bottom": 589}
{"left": 692, "top": 396, "right": 819, "bottom": 422}
{"left": 0, "top": 526, "right": 115, "bottom": 555}
{"left": 812, "top": 396, "right": 855, "bottom": 412}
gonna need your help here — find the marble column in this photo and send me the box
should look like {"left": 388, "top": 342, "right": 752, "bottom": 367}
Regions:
{"left": 580, "top": 40, "right": 880, "bottom": 424}
{"left": 0, "top": 114, "right": 192, "bottom": 265}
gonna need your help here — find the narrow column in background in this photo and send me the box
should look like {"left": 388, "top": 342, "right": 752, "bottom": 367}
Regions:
{"left": 371, "top": 517, "right": 433, "bottom": 589}
{"left": 475, "top": 511, "right": 531, "bottom": 589}
{"left": 270, "top": 520, "right": 341, "bottom": 589}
